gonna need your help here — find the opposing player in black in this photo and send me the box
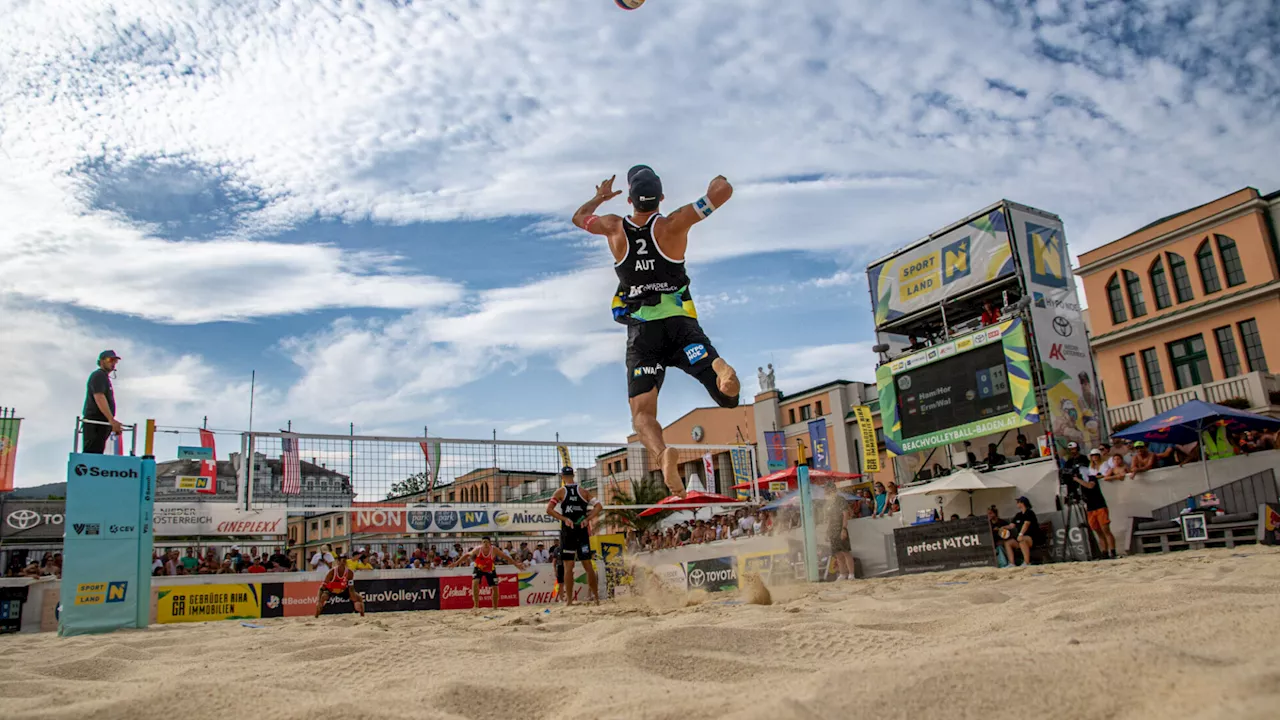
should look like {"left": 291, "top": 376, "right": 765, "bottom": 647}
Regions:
{"left": 572, "top": 166, "right": 740, "bottom": 498}
{"left": 545, "top": 466, "right": 601, "bottom": 606}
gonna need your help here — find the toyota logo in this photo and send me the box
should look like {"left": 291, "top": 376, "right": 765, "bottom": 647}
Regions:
{"left": 6, "top": 509, "right": 41, "bottom": 530}
{"left": 688, "top": 568, "right": 705, "bottom": 585}
{"left": 1052, "top": 317, "right": 1073, "bottom": 337}
{"left": 74, "top": 464, "right": 88, "bottom": 476}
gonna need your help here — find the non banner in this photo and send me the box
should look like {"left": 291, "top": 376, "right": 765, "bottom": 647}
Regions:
{"left": 851, "top": 406, "right": 881, "bottom": 473}
{"left": 807, "top": 419, "right": 831, "bottom": 471}
{"left": 868, "top": 208, "right": 1015, "bottom": 327}
{"left": 876, "top": 318, "right": 1039, "bottom": 456}
{"left": 894, "top": 516, "right": 997, "bottom": 574}
{"left": 1, "top": 500, "right": 65, "bottom": 540}
{"left": 59, "top": 454, "right": 155, "bottom": 636}
{"left": 1007, "top": 203, "right": 1104, "bottom": 455}
{"left": 156, "top": 583, "right": 263, "bottom": 623}
{"left": 764, "top": 431, "right": 787, "bottom": 472}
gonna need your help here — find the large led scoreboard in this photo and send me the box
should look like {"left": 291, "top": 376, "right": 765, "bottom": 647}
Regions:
{"left": 868, "top": 201, "right": 1106, "bottom": 458}
{"left": 876, "top": 319, "right": 1040, "bottom": 455}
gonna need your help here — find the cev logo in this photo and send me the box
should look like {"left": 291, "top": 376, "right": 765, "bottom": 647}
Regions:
{"left": 684, "top": 344, "right": 707, "bottom": 364}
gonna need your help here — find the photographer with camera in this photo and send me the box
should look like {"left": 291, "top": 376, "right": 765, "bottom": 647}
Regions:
{"left": 1069, "top": 447, "right": 1117, "bottom": 560}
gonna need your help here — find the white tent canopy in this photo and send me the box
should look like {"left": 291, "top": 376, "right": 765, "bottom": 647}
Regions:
{"left": 897, "top": 469, "right": 1016, "bottom": 498}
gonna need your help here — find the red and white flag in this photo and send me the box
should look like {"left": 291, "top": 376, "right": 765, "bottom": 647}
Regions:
{"left": 198, "top": 429, "right": 217, "bottom": 495}
{"left": 281, "top": 434, "right": 301, "bottom": 495}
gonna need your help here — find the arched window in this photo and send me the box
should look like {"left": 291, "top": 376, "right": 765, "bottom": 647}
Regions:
{"left": 1123, "top": 270, "right": 1147, "bottom": 317}
{"left": 1195, "top": 240, "right": 1222, "bottom": 294}
{"left": 1106, "top": 274, "right": 1127, "bottom": 324}
{"left": 1149, "top": 257, "right": 1172, "bottom": 309}
{"left": 1215, "top": 234, "right": 1245, "bottom": 286}
{"left": 1167, "top": 252, "right": 1194, "bottom": 303}
{"left": 482, "top": 484, "right": 489, "bottom": 502}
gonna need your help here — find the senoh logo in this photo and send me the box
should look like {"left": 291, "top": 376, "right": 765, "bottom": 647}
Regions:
{"left": 74, "top": 464, "right": 140, "bottom": 479}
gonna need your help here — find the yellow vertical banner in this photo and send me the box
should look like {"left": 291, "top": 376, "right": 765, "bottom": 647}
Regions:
{"left": 590, "top": 533, "right": 631, "bottom": 598}
{"left": 852, "top": 406, "right": 881, "bottom": 473}
{"left": 556, "top": 445, "right": 571, "bottom": 469}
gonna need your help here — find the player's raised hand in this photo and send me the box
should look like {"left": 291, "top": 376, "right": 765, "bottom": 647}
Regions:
{"left": 595, "top": 175, "right": 621, "bottom": 201}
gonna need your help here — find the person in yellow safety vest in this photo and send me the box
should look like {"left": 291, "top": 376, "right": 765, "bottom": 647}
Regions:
{"left": 1200, "top": 420, "right": 1238, "bottom": 460}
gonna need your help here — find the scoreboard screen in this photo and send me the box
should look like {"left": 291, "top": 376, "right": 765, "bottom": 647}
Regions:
{"left": 895, "top": 342, "right": 1014, "bottom": 441}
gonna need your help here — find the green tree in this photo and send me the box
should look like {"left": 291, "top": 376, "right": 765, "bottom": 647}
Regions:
{"left": 387, "top": 472, "right": 429, "bottom": 500}
{"left": 604, "top": 475, "right": 671, "bottom": 534}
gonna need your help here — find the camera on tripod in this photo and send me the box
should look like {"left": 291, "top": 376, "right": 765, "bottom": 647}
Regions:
{"left": 1058, "top": 464, "right": 1084, "bottom": 503}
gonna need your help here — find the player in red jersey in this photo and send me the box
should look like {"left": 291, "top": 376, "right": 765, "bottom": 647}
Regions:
{"left": 314, "top": 552, "right": 366, "bottom": 617}
{"left": 452, "top": 537, "right": 525, "bottom": 611}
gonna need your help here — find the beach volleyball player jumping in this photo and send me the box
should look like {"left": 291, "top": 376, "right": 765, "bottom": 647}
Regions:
{"left": 572, "top": 166, "right": 740, "bottom": 498}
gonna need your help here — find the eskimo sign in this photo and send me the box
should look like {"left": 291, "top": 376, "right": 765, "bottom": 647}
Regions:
{"left": 353, "top": 509, "right": 406, "bottom": 533}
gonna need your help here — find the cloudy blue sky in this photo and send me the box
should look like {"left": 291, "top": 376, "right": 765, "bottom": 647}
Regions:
{"left": 2, "top": 0, "right": 1278, "bottom": 487}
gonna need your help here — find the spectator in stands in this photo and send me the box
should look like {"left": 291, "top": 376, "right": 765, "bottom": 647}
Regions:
{"left": 1077, "top": 449, "right": 1118, "bottom": 559}
{"left": 980, "top": 300, "right": 999, "bottom": 326}
{"left": 1128, "top": 441, "right": 1156, "bottom": 476}
{"left": 983, "top": 443, "right": 1007, "bottom": 470}
{"left": 347, "top": 549, "right": 373, "bottom": 571}
{"left": 533, "top": 543, "right": 549, "bottom": 564}
{"left": 311, "top": 544, "right": 335, "bottom": 575}
{"left": 1013, "top": 435, "right": 1037, "bottom": 461}
{"left": 871, "top": 482, "right": 888, "bottom": 516}
{"left": 1100, "top": 445, "right": 1128, "bottom": 481}
{"left": 999, "top": 497, "right": 1042, "bottom": 568}
{"left": 246, "top": 558, "right": 268, "bottom": 574}
{"left": 884, "top": 482, "right": 899, "bottom": 516}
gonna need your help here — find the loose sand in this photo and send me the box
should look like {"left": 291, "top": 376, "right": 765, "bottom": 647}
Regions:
{"left": 4, "top": 547, "right": 1280, "bottom": 720}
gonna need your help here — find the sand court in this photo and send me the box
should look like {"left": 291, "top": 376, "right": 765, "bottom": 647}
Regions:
{"left": 3, "top": 547, "right": 1279, "bottom": 719}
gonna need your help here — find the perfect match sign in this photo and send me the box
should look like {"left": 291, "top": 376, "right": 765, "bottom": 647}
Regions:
{"left": 59, "top": 453, "right": 155, "bottom": 637}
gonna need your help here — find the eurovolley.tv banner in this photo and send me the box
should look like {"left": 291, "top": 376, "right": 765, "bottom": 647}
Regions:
{"left": 876, "top": 318, "right": 1039, "bottom": 456}
{"left": 868, "top": 208, "right": 1015, "bottom": 328}
{"left": 1007, "top": 203, "right": 1105, "bottom": 456}
{"left": 59, "top": 453, "right": 155, "bottom": 637}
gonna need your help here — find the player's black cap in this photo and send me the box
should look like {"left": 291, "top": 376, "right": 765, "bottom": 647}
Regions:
{"left": 560, "top": 466, "right": 575, "bottom": 476}
{"left": 627, "top": 164, "right": 662, "bottom": 211}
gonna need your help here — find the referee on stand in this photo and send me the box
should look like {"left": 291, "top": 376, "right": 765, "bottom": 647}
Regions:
{"left": 81, "top": 350, "right": 123, "bottom": 454}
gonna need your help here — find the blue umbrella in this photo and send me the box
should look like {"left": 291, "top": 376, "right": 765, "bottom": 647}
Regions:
{"left": 1112, "top": 399, "right": 1280, "bottom": 493}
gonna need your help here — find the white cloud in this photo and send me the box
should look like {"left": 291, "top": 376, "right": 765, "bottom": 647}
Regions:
{"left": 3, "top": 0, "right": 1280, "bottom": 485}
{"left": 767, "top": 343, "right": 881, "bottom": 395}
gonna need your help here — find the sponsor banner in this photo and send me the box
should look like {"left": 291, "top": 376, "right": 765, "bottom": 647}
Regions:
{"left": 645, "top": 563, "right": 688, "bottom": 593}
{"left": 807, "top": 419, "right": 830, "bottom": 471}
{"left": 177, "top": 446, "right": 213, "bottom": 460}
{"left": 737, "top": 551, "right": 792, "bottom": 585}
{"left": 156, "top": 583, "right": 263, "bottom": 624}
{"left": 851, "top": 406, "right": 881, "bottom": 473}
{"left": 402, "top": 504, "right": 560, "bottom": 534}
{"left": 1, "top": 500, "right": 65, "bottom": 540}
{"left": 877, "top": 319, "right": 1039, "bottom": 456}
{"left": 353, "top": 508, "right": 407, "bottom": 534}
{"left": 894, "top": 516, "right": 996, "bottom": 574}
{"left": 440, "top": 574, "right": 519, "bottom": 610}
{"left": 591, "top": 533, "right": 632, "bottom": 598}
{"left": 764, "top": 431, "right": 787, "bottom": 472}
{"left": 729, "top": 447, "right": 754, "bottom": 499}
{"left": 152, "top": 503, "right": 287, "bottom": 536}
{"left": 175, "top": 476, "right": 212, "bottom": 491}
{"left": 868, "top": 208, "right": 1015, "bottom": 327}
{"left": 0, "top": 415, "right": 19, "bottom": 492}
{"left": 59, "top": 454, "right": 154, "bottom": 636}
{"left": 1008, "top": 204, "right": 1103, "bottom": 456}
{"left": 260, "top": 578, "right": 443, "bottom": 617}
{"left": 684, "top": 557, "right": 739, "bottom": 593}
{"left": 516, "top": 564, "right": 599, "bottom": 605}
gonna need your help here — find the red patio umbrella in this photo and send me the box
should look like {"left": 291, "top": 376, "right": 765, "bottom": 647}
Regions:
{"left": 637, "top": 490, "right": 743, "bottom": 517}
{"left": 731, "top": 466, "right": 862, "bottom": 491}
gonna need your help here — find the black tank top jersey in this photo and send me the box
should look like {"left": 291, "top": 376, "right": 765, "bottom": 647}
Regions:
{"left": 611, "top": 214, "right": 696, "bottom": 325}
{"left": 559, "top": 484, "right": 589, "bottom": 526}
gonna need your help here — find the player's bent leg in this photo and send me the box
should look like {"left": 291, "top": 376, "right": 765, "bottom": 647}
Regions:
{"left": 693, "top": 363, "right": 740, "bottom": 409}
{"left": 314, "top": 590, "right": 330, "bottom": 618}
{"left": 713, "top": 358, "right": 739, "bottom": 398}
{"left": 630, "top": 388, "right": 685, "bottom": 497}
{"left": 352, "top": 591, "right": 366, "bottom": 617}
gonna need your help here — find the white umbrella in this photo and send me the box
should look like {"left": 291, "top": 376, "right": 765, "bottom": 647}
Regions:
{"left": 897, "top": 469, "right": 1017, "bottom": 515}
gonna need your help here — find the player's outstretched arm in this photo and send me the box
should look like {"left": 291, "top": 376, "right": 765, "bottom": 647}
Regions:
{"left": 572, "top": 175, "right": 623, "bottom": 236}
{"left": 666, "top": 175, "right": 733, "bottom": 234}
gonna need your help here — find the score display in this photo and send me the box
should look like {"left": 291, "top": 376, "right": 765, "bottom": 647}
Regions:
{"left": 895, "top": 341, "right": 1014, "bottom": 441}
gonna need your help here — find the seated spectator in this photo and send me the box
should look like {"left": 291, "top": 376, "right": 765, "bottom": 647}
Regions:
{"left": 998, "top": 496, "right": 1043, "bottom": 567}
{"left": 1013, "top": 434, "right": 1037, "bottom": 461}
{"left": 980, "top": 299, "right": 1000, "bottom": 326}
{"left": 984, "top": 443, "right": 1007, "bottom": 470}
{"left": 246, "top": 558, "right": 268, "bottom": 574}
{"left": 1100, "top": 445, "right": 1128, "bottom": 481}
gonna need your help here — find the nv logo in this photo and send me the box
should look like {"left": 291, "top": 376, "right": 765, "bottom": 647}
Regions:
{"left": 1026, "top": 222, "right": 1068, "bottom": 289}
{"left": 941, "top": 236, "right": 971, "bottom": 285}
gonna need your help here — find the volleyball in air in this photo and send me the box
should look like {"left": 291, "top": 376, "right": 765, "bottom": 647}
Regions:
{"left": 615, "top": 0, "right": 645, "bottom": 9}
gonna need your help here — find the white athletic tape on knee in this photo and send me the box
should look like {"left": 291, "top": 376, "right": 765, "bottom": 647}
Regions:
{"left": 693, "top": 195, "right": 716, "bottom": 218}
